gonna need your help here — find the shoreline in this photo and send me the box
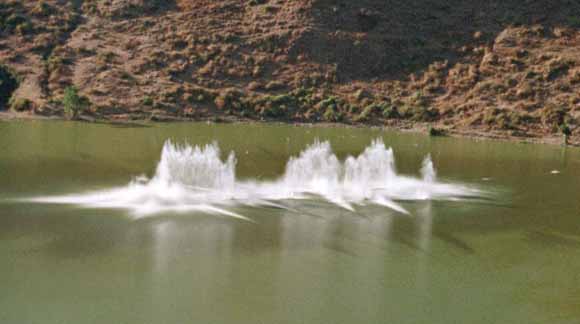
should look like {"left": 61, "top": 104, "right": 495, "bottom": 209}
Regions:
{"left": 1, "top": 110, "right": 576, "bottom": 148}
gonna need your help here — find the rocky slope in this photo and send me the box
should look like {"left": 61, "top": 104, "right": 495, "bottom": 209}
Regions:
{"left": 1, "top": 0, "right": 579, "bottom": 143}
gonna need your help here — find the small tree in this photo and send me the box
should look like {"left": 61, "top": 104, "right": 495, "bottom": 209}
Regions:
{"left": 561, "top": 123, "right": 572, "bottom": 146}
{"left": 63, "top": 86, "right": 83, "bottom": 119}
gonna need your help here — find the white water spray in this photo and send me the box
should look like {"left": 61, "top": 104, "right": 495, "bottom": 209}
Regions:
{"left": 28, "top": 139, "right": 481, "bottom": 220}
{"left": 421, "top": 154, "right": 436, "bottom": 184}
{"left": 154, "top": 141, "right": 236, "bottom": 191}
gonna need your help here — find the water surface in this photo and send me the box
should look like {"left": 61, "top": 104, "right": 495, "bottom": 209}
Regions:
{"left": 1, "top": 121, "right": 579, "bottom": 324}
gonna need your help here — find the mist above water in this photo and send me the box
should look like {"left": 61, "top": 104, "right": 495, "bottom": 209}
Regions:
{"left": 29, "top": 139, "right": 481, "bottom": 220}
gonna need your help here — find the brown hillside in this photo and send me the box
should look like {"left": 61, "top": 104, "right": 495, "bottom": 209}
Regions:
{"left": 1, "top": 0, "right": 579, "bottom": 142}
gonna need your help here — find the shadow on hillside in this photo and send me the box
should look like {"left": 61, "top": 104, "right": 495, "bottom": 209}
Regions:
{"left": 296, "top": 0, "right": 580, "bottom": 81}
{"left": 0, "top": 66, "right": 18, "bottom": 110}
{"left": 104, "top": 0, "right": 177, "bottom": 20}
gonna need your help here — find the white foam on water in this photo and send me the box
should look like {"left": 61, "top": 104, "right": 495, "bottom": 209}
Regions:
{"left": 27, "top": 139, "right": 482, "bottom": 220}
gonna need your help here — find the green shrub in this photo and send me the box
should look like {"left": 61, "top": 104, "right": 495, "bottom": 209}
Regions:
{"left": 253, "top": 88, "right": 317, "bottom": 119}
{"left": 32, "top": 1, "right": 54, "bottom": 17}
{"left": 3, "top": 14, "right": 26, "bottom": 31}
{"left": 494, "top": 111, "right": 522, "bottom": 130}
{"left": 120, "top": 71, "right": 134, "bottom": 81}
{"left": 189, "top": 86, "right": 215, "bottom": 103}
{"left": 355, "top": 105, "right": 375, "bottom": 122}
{"left": 142, "top": 96, "right": 154, "bottom": 106}
{"left": 96, "top": 51, "right": 117, "bottom": 66}
{"left": 409, "top": 105, "right": 439, "bottom": 122}
{"left": 257, "top": 94, "right": 295, "bottom": 118}
{"left": 15, "top": 21, "right": 33, "bottom": 35}
{"left": 260, "top": 100, "right": 286, "bottom": 118}
{"left": 273, "top": 94, "right": 297, "bottom": 107}
{"left": 353, "top": 101, "right": 396, "bottom": 122}
{"left": 262, "top": 5, "right": 278, "bottom": 14}
{"left": 317, "top": 96, "right": 345, "bottom": 122}
{"left": 428, "top": 126, "right": 446, "bottom": 137}
{"left": 382, "top": 106, "right": 398, "bottom": 118}
{"left": 9, "top": 97, "right": 31, "bottom": 111}
{"left": 215, "top": 89, "right": 245, "bottom": 111}
{"left": 46, "top": 55, "right": 66, "bottom": 73}
{"left": 291, "top": 87, "right": 316, "bottom": 105}
{"left": 248, "top": 0, "right": 267, "bottom": 5}
{"left": 567, "top": 16, "right": 580, "bottom": 28}
{"left": 546, "top": 58, "right": 573, "bottom": 81}
{"left": 63, "top": 86, "right": 85, "bottom": 119}
{"left": 541, "top": 106, "right": 566, "bottom": 127}
{"left": 323, "top": 107, "right": 337, "bottom": 122}
{"left": 560, "top": 123, "right": 571, "bottom": 136}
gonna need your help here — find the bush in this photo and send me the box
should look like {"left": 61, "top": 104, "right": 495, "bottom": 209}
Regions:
{"left": 317, "top": 96, "right": 345, "bottom": 122}
{"left": 3, "top": 14, "right": 26, "bottom": 32}
{"left": 354, "top": 102, "right": 396, "bottom": 122}
{"left": 142, "top": 96, "right": 154, "bottom": 106}
{"left": 252, "top": 88, "right": 317, "bottom": 119}
{"left": 214, "top": 89, "right": 244, "bottom": 111}
{"left": 63, "top": 86, "right": 85, "bottom": 119}
{"left": 46, "top": 55, "right": 67, "bottom": 73}
{"left": 355, "top": 104, "right": 376, "bottom": 122}
{"left": 32, "top": 1, "right": 54, "bottom": 17}
{"left": 248, "top": 0, "right": 267, "bottom": 6}
{"left": 262, "top": 5, "right": 279, "bottom": 14}
{"left": 560, "top": 123, "right": 571, "bottom": 136}
{"left": 15, "top": 21, "right": 33, "bottom": 35}
{"left": 541, "top": 106, "right": 566, "bottom": 127}
{"left": 9, "top": 97, "right": 31, "bottom": 111}
{"left": 482, "top": 108, "right": 522, "bottom": 130}
{"left": 256, "top": 94, "right": 296, "bottom": 118}
{"left": 381, "top": 103, "right": 399, "bottom": 119}
{"left": 428, "top": 126, "right": 446, "bottom": 137}
{"left": 323, "top": 106, "right": 337, "bottom": 122}
{"left": 568, "top": 16, "right": 580, "bottom": 28}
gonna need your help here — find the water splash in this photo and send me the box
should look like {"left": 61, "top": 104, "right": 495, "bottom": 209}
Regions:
{"left": 154, "top": 141, "right": 236, "bottom": 191}
{"left": 421, "top": 154, "right": 436, "bottom": 184}
{"left": 28, "top": 139, "right": 481, "bottom": 220}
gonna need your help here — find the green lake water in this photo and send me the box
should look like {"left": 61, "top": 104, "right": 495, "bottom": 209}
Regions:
{"left": 0, "top": 120, "right": 579, "bottom": 324}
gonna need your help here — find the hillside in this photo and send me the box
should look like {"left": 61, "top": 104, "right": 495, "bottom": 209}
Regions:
{"left": 1, "top": 0, "right": 579, "bottom": 143}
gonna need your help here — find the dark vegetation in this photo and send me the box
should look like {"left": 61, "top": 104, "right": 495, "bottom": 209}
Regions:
{"left": 0, "top": 65, "right": 18, "bottom": 110}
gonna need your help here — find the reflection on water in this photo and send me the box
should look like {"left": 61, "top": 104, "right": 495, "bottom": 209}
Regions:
{"left": 415, "top": 201, "right": 433, "bottom": 290}
{"left": 275, "top": 204, "right": 398, "bottom": 322}
{"left": 147, "top": 219, "right": 236, "bottom": 322}
{"left": 136, "top": 201, "right": 443, "bottom": 322}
